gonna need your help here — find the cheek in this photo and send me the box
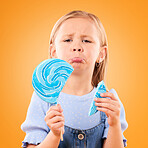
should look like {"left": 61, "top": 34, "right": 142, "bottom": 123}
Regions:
{"left": 86, "top": 50, "right": 99, "bottom": 64}
{"left": 56, "top": 44, "right": 68, "bottom": 51}
{"left": 56, "top": 47, "right": 69, "bottom": 59}
{"left": 87, "top": 49, "right": 97, "bottom": 58}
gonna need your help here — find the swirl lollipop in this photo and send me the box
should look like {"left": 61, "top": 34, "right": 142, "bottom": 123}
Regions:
{"left": 88, "top": 80, "right": 107, "bottom": 116}
{"left": 32, "top": 58, "right": 74, "bottom": 141}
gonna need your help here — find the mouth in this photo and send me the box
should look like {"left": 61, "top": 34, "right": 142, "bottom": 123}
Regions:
{"left": 69, "top": 57, "right": 85, "bottom": 63}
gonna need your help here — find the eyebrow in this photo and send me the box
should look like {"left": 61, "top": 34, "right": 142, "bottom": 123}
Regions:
{"left": 62, "top": 33, "right": 94, "bottom": 39}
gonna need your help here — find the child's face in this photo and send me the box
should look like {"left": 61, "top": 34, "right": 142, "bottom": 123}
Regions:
{"left": 50, "top": 17, "right": 106, "bottom": 71}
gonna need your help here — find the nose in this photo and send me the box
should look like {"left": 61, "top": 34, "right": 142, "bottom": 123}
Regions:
{"left": 73, "top": 48, "right": 83, "bottom": 52}
{"left": 72, "top": 39, "right": 84, "bottom": 52}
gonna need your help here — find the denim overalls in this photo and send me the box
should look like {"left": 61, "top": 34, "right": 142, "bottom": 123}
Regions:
{"left": 57, "top": 110, "right": 107, "bottom": 148}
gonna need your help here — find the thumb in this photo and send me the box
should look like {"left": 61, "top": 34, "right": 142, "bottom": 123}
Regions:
{"left": 57, "top": 104, "right": 63, "bottom": 112}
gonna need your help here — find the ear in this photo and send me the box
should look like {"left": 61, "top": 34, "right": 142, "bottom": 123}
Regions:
{"left": 96, "top": 46, "right": 107, "bottom": 62}
{"left": 49, "top": 44, "right": 58, "bottom": 58}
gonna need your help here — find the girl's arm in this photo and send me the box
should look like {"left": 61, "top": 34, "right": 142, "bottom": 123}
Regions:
{"left": 94, "top": 91, "right": 127, "bottom": 148}
{"left": 21, "top": 92, "right": 64, "bottom": 148}
{"left": 102, "top": 122, "right": 124, "bottom": 148}
{"left": 27, "top": 131, "right": 61, "bottom": 148}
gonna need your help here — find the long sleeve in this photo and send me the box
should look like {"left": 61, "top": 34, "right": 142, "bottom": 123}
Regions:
{"left": 21, "top": 91, "right": 51, "bottom": 147}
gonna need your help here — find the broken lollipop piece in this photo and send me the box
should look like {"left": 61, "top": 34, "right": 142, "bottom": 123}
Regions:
{"left": 88, "top": 80, "right": 107, "bottom": 116}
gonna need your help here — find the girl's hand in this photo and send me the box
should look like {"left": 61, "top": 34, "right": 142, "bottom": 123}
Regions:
{"left": 44, "top": 104, "right": 65, "bottom": 137}
{"left": 94, "top": 92, "right": 121, "bottom": 127}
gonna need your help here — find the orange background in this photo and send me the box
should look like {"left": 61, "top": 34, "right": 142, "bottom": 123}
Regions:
{"left": 1, "top": 0, "right": 148, "bottom": 147}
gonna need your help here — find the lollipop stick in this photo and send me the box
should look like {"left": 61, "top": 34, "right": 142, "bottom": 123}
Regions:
{"left": 60, "top": 127, "right": 63, "bottom": 141}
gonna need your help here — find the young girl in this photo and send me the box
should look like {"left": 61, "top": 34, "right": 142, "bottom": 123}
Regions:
{"left": 21, "top": 10, "right": 128, "bottom": 148}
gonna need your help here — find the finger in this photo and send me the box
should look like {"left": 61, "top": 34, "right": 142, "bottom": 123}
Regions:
{"left": 96, "top": 107, "right": 114, "bottom": 117}
{"left": 46, "top": 104, "right": 63, "bottom": 114}
{"left": 46, "top": 106, "right": 58, "bottom": 115}
{"left": 95, "top": 102, "right": 116, "bottom": 112}
{"left": 56, "top": 104, "right": 63, "bottom": 112}
{"left": 100, "top": 92, "right": 118, "bottom": 101}
{"left": 51, "top": 121, "right": 65, "bottom": 130}
{"left": 50, "top": 116, "right": 64, "bottom": 124}
{"left": 45, "top": 110, "right": 63, "bottom": 120}
{"left": 94, "top": 97, "right": 116, "bottom": 106}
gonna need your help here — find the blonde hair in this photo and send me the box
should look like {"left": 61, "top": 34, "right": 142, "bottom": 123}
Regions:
{"left": 48, "top": 10, "right": 109, "bottom": 89}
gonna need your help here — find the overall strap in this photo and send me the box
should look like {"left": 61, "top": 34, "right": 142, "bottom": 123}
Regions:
{"left": 100, "top": 111, "right": 107, "bottom": 122}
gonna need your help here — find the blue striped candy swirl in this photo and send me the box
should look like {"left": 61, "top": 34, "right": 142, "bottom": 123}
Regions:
{"left": 32, "top": 58, "right": 74, "bottom": 103}
{"left": 88, "top": 80, "right": 107, "bottom": 116}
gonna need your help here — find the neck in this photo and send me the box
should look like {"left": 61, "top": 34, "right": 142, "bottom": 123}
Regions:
{"left": 61, "top": 73, "right": 94, "bottom": 96}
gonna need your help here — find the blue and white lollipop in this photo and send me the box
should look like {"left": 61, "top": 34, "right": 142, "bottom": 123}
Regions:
{"left": 32, "top": 58, "right": 74, "bottom": 104}
{"left": 32, "top": 58, "right": 74, "bottom": 141}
